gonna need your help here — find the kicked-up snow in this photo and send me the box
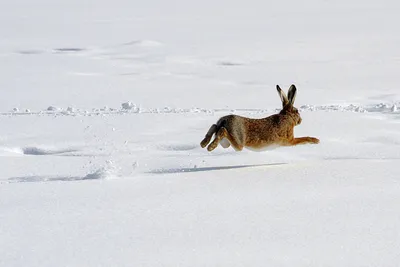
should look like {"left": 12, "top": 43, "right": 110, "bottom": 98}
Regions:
{"left": 1, "top": 0, "right": 400, "bottom": 266}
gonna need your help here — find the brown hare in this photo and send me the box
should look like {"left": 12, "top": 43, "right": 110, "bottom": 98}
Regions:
{"left": 200, "top": 84, "right": 320, "bottom": 151}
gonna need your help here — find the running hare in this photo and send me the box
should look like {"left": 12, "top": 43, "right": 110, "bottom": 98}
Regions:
{"left": 200, "top": 84, "right": 319, "bottom": 151}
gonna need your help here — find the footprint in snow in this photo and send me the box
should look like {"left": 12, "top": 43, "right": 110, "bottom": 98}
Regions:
{"left": 21, "top": 146, "right": 80, "bottom": 156}
{"left": 157, "top": 144, "right": 198, "bottom": 152}
{"left": 53, "top": 48, "right": 86, "bottom": 54}
{"left": 16, "top": 49, "right": 44, "bottom": 55}
{"left": 8, "top": 167, "right": 114, "bottom": 183}
{"left": 0, "top": 146, "right": 80, "bottom": 156}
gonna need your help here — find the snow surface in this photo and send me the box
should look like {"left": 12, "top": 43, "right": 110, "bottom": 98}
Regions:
{"left": 1, "top": 0, "right": 400, "bottom": 266}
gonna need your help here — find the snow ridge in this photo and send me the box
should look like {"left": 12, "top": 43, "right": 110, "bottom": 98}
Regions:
{"left": 2, "top": 101, "right": 399, "bottom": 117}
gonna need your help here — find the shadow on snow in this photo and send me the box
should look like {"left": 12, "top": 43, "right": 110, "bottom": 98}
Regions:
{"left": 148, "top": 163, "right": 287, "bottom": 174}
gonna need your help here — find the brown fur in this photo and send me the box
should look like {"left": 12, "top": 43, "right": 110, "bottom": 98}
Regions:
{"left": 200, "top": 85, "right": 320, "bottom": 151}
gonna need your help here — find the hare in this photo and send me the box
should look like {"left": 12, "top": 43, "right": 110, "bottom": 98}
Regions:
{"left": 200, "top": 84, "right": 319, "bottom": 151}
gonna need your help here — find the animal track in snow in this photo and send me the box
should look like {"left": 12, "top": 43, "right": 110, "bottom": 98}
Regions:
{"left": 16, "top": 49, "right": 44, "bottom": 55}
{"left": 53, "top": 48, "right": 86, "bottom": 53}
{"left": 122, "top": 40, "right": 163, "bottom": 47}
{"left": 217, "top": 61, "right": 245, "bottom": 66}
{"left": 0, "top": 146, "right": 81, "bottom": 156}
{"left": 157, "top": 143, "right": 198, "bottom": 151}
{"left": 7, "top": 167, "right": 113, "bottom": 183}
{"left": 21, "top": 147, "right": 79, "bottom": 156}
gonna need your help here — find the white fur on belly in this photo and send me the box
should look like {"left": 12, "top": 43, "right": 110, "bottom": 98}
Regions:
{"left": 219, "top": 138, "right": 231, "bottom": 148}
{"left": 245, "top": 144, "right": 280, "bottom": 152}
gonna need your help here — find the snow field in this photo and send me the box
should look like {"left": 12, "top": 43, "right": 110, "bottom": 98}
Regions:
{"left": 2, "top": 0, "right": 400, "bottom": 266}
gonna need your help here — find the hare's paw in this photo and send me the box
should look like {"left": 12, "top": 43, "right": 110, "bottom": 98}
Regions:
{"left": 309, "top": 137, "right": 320, "bottom": 144}
{"left": 200, "top": 138, "right": 208, "bottom": 148}
{"left": 200, "top": 136, "right": 213, "bottom": 148}
{"left": 207, "top": 141, "right": 219, "bottom": 151}
{"left": 200, "top": 124, "right": 218, "bottom": 148}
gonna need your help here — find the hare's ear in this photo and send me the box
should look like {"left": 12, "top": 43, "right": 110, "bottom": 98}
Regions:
{"left": 276, "top": 85, "right": 289, "bottom": 107}
{"left": 287, "top": 84, "right": 297, "bottom": 105}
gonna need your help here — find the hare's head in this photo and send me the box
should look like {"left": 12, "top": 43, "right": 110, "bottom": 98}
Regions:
{"left": 276, "top": 84, "right": 302, "bottom": 125}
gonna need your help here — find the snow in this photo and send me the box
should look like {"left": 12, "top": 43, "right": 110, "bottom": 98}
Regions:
{"left": 1, "top": 0, "right": 400, "bottom": 266}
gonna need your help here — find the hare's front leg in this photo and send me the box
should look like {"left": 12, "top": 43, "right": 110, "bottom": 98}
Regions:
{"left": 289, "top": 137, "right": 320, "bottom": 146}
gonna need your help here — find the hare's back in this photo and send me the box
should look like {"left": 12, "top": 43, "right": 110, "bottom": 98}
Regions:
{"left": 217, "top": 115, "right": 250, "bottom": 129}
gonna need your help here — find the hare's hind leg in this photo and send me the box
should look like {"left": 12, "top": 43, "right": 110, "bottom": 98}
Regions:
{"left": 207, "top": 127, "right": 243, "bottom": 151}
{"left": 200, "top": 124, "right": 218, "bottom": 148}
{"left": 207, "top": 127, "right": 227, "bottom": 151}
